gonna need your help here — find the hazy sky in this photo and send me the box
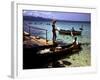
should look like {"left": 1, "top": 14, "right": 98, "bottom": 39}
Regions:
{"left": 23, "top": 10, "right": 91, "bottom": 22}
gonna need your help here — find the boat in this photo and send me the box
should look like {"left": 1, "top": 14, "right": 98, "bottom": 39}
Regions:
{"left": 79, "top": 27, "right": 83, "bottom": 30}
{"left": 59, "top": 29, "right": 81, "bottom": 35}
{"left": 23, "top": 43, "right": 82, "bottom": 69}
{"left": 37, "top": 43, "right": 82, "bottom": 60}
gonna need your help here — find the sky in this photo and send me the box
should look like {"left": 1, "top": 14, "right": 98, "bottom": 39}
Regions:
{"left": 23, "top": 10, "right": 91, "bottom": 22}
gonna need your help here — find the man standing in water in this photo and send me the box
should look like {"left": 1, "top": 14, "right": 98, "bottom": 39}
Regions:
{"left": 52, "top": 19, "right": 57, "bottom": 45}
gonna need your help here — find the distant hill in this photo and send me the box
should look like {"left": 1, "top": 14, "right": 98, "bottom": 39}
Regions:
{"left": 23, "top": 16, "right": 51, "bottom": 21}
{"left": 23, "top": 16, "right": 90, "bottom": 23}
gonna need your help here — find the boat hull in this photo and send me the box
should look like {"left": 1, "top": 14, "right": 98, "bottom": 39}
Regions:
{"left": 23, "top": 44, "right": 82, "bottom": 69}
{"left": 59, "top": 29, "right": 81, "bottom": 35}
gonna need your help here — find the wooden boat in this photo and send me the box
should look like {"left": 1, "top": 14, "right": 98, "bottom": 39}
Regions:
{"left": 23, "top": 43, "right": 82, "bottom": 69}
{"left": 37, "top": 43, "right": 82, "bottom": 59}
{"left": 59, "top": 29, "right": 81, "bottom": 35}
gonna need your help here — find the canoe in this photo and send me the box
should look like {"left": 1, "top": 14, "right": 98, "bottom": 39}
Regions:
{"left": 59, "top": 29, "right": 81, "bottom": 35}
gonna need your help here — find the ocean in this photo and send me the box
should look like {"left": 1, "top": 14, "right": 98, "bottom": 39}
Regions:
{"left": 23, "top": 20, "right": 91, "bottom": 67}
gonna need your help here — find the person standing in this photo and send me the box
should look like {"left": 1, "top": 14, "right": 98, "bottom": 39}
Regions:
{"left": 52, "top": 20, "right": 57, "bottom": 45}
{"left": 72, "top": 37, "right": 78, "bottom": 46}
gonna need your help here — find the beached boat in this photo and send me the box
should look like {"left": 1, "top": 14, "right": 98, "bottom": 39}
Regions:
{"left": 23, "top": 43, "right": 82, "bottom": 69}
{"left": 37, "top": 43, "right": 82, "bottom": 59}
{"left": 59, "top": 29, "right": 81, "bottom": 35}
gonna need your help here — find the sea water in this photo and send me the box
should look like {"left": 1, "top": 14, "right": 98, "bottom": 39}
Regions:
{"left": 24, "top": 21, "right": 91, "bottom": 67}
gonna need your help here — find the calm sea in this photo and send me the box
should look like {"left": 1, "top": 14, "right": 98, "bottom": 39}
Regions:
{"left": 24, "top": 21, "right": 91, "bottom": 44}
